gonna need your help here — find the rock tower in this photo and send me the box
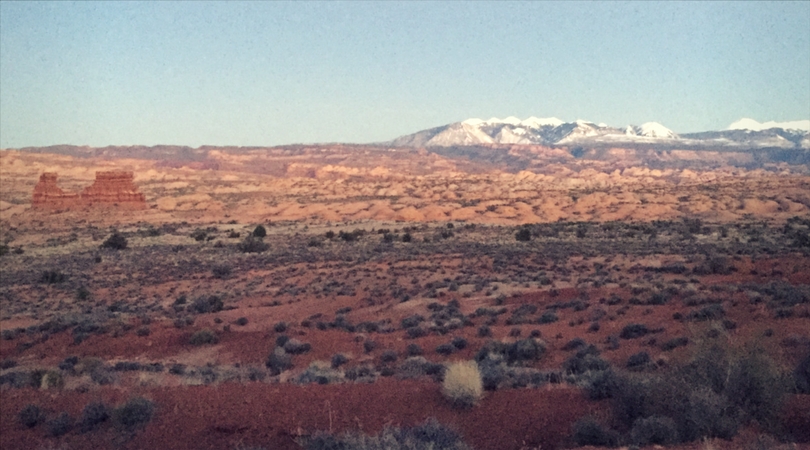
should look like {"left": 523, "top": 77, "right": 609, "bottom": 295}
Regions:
{"left": 32, "top": 171, "right": 146, "bottom": 209}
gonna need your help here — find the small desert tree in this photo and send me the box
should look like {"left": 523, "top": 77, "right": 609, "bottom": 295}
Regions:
{"left": 253, "top": 225, "right": 267, "bottom": 238}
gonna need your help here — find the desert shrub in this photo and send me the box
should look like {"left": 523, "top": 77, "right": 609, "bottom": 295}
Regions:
{"left": 136, "top": 326, "right": 150, "bottom": 336}
{"left": 238, "top": 235, "right": 269, "bottom": 253}
{"left": 296, "top": 361, "right": 344, "bottom": 385}
{"left": 363, "top": 339, "right": 378, "bottom": 354}
{"left": 401, "top": 314, "right": 425, "bottom": 329}
{"left": 283, "top": 339, "right": 311, "bottom": 354}
{"left": 191, "top": 228, "right": 208, "bottom": 241}
{"left": 436, "top": 343, "right": 456, "bottom": 355}
{"left": 537, "top": 311, "right": 558, "bottom": 324}
{"left": 212, "top": 264, "right": 232, "bottom": 279}
{"left": 40, "top": 369, "right": 64, "bottom": 389}
{"left": 572, "top": 416, "right": 619, "bottom": 447}
{"left": 300, "top": 417, "right": 470, "bottom": 450}
{"left": 380, "top": 350, "right": 398, "bottom": 363}
{"left": 406, "top": 343, "right": 423, "bottom": 356}
{"left": 90, "top": 367, "right": 116, "bottom": 385}
{"left": 18, "top": 404, "right": 45, "bottom": 428}
{"left": 630, "top": 416, "right": 679, "bottom": 446}
{"left": 252, "top": 224, "right": 267, "bottom": 237}
{"left": 331, "top": 353, "right": 349, "bottom": 369}
{"left": 686, "top": 303, "right": 725, "bottom": 322}
{"left": 76, "top": 286, "right": 91, "bottom": 301}
{"left": 0, "top": 358, "right": 17, "bottom": 370}
{"left": 796, "top": 351, "right": 810, "bottom": 394}
{"left": 397, "top": 356, "right": 441, "bottom": 379}
{"left": 344, "top": 364, "right": 376, "bottom": 382}
{"left": 406, "top": 327, "right": 428, "bottom": 339}
{"left": 113, "top": 361, "right": 142, "bottom": 372}
{"left": 113, "top": 397, "right": 154, "bottom": 430}
{"left": 724, "top": 350, "right": 787, "bottom": 429}
{"left": 275, "top": 334, "right": 290, "bottom": 347}
{"left": 101, "top": 231, "right": 127, "bottom": 250}
{"left": 562, "top": 337, "right": 587, "bottom": 351}
{"left": 79, "top": 402, "right": 110, "bottom": 433}
{"left": 189, "top": 329, "right": 219, "bottom": 346}
{"left": 274, "top": 321, "right": 288, "bottom": 333}
{"left": 47, "top": 412, "right": 73, "bottom": 437}
{"left": 450, "top": 337, "right": 467, "bottom": 350}
{"left": 660, "top": 336, "right": 689, "bottom": 351}
{"left": 442, "top": 361, "right": 483, "bottom": 408}
{"left": 40, "top": 270, "right": 66, "bottom": 284}
{"left": 190, "top": 295, "right": 223, "bottom": 314}
{"left": 515, "top": 228, "right": 532, "bottom": 241}
{"left": 619, "top": 323, "right": 649, "bottom": 339}
{"left": 626, "top": 351, "right": 652, "bottom": 371}
{"left": 235, "top": 317, "right": 248, "bottom": 326}
{"left": 265, "top": 347, "right": 292, "bottom": 375}
{"left": 477, "top": 325, "right": 491, "bottom": 337}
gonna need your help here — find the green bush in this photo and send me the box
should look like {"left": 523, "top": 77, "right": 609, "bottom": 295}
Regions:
{"left": 283, "top": 338, "right": 311, "bottom": 354}
{"left": 190, "top": 295, "right": 223, "bottom": 314}
{"left": 189, "top": 329, "right": 219, "bottom": 346}
{"left": 266, "top": 347, "right": 292, "bottom": 375}
{"left": 619, "top": 323, "right": 649, "bottom": 339}
{"left": 113, "top": 397, "right": 155, "bottom": 430}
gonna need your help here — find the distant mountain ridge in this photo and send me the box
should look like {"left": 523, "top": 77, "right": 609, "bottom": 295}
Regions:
{"left": 389, "top": 117, "right": 810, "bottom": 149}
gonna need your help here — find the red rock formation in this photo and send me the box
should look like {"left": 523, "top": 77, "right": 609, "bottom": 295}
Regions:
{"left": 81, "top": 171, "right": 146, "bottom": 205}
{"left": 32, "top": 171, "right": 146, "bottom": 209}
{"left": 31, "top": 173, "right": 80, "bottom": 209}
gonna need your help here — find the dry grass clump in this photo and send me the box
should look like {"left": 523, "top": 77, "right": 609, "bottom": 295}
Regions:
{"left": 442, "top": 360, "right": 483, "bottom": 408}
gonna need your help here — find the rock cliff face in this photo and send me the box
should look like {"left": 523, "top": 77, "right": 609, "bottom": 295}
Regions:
{"left": 32, "top": 171, "right": 145, "bottom": 209}
{"left": 81, "top": 171, "right": 146, "bottom": 205}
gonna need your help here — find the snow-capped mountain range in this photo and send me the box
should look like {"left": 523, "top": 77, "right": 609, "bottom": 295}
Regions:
{"left": 389, "top": 117, "right": 810, "bottom": 149}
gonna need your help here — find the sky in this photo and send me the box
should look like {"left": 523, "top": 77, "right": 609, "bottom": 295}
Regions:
{"left": 1, "top": 1, "right": 809, "bottom": 148}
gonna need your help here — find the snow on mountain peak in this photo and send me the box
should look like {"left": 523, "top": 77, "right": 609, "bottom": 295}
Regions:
{"left": 728, "top": 118, "right": 810, "bottom": 132}
{"left": 521, "top": 116, "right": 565, "bottom": 128}
{"left": 462, "top": 118, "right": 484, "bottom": 126}
{"left": 638, "top": 122, "right": 677, "bottom": 138}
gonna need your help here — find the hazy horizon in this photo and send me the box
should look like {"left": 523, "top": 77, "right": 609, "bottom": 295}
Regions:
{"left": 1, "top": 1, "right": 809, "bottom": 148}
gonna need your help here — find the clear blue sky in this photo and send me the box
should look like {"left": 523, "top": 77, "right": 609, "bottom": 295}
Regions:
{"left": 1, "top": 1, "right": 809, "bottom": 147}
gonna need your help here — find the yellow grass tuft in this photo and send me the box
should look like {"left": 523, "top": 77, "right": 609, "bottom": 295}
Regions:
{"left": 442, "top": 360, "right": 483, "bottom": 408}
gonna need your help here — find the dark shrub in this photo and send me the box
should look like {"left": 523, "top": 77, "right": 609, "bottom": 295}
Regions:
{"left": 380, "top": 350, "right": 398, "bottom": 363}
{"left": 537, "top": 311, "right": 558, "bottom": 324}
{"left": 331, "top": 353, "right": 349, "bottom": 369}
{"left": 101, "top": 231, "right": 127, "bottom": 250}
{"left": 509, "top": 338, "right": 545, "bottom": 363}
{"left": 620, "top": 323, "right": 649, "bottom": 339}
{"left": 235, "top": 317, "right": 248, "bottom": 326}
{"left": 563, "top": 353, "right": 610, "bottom": 375}
{"left": 18, "top": 404, "right": 44, "bottom": 428}
{"left": 274, "top": 321, "right": 288, "bottom": 333}
{"left": 275, "top": 334, "right": 290, "bottom": 347}
{"left": 584, "top": 369, "right": 618, "bottom": 400}
{"left": 169, "top": 364, "right": 186, "bottom": 375}
{"left": 190, "top": 295, "right": 223, "bottom": 314}
{"left": 406, "top": 343, "right": 423, "bottom": 356}
{"left": 661, "top": 337, "right": 688, "bottom": 351}
{"left": 796, "top": 352, "right": 810, "bottom": 394}
{"left": 626, "top": 352, "right": 652, "bottom": 371}
{"left": 562, "top": 338, "right": 586, "bottom": 351}
{"left": 1, "top": 358, "right": 17, "bottom": 370}
{"left": 572, "top": 416, "right": 619, "bottom": 447}
{"left": 189, "top": 329, "right": 219, "bottom": 346}
{"left": 401, "top": 314, "right": 425, "bottom": 329}
{"left": 630, "top": 416, "right": 679, "bottom": 446}
{"left": 515, "top": 228, "right": 531, "bottom": 241}
{"left": 363, "top": 340, "right": 378, "bottom": 354}
{"left": 266, "top": 348, "right": 292, "bottom": 375}
{"left": 90, "top": 367, "right": 116, "bottom": 385}
{"left": 724, "top": 351, "right": 786, "bottom": 429}
{"left": 450, "top": 337, "right": 467, "bottom": 350}
{"left": 113, "top": 397, "right": 154, "bottom": 430}
{"left": 113, "top": 361, "right": 142, "bottom": 372}
{"left": 436, "top": 343, "right": 456, "bottom": 355}
{"left": 79, "top": 402, "right": 110, "bottom": 433}
{"left": 47, "top": 412, "right": 73, "bottom": 437}
{"left": 283, "top": 339, "right": 311, "bottom": 354}
{"left": 212, "top": 264, "right": 232, "bottom": 279}
{"left": 477, "top": 325, "right": 491, "bottom": 337}
{"left": 40, "top": 270, "right": 66, "bottom": 284}
{"left": 406, "top": 327, "right": 428, "bottom": 339}
{"left": 252, "top": 225, "right": 267, "bottom": 238}
{"left": 238, "top": 235, "right": 269, "bottom": 253}
{"left": 687, "top": 303, "right": 725, "bottom": 322}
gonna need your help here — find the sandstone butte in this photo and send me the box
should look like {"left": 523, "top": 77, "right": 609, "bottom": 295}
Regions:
{"left": 32, "top": 171, "right": 146, "bottom": 209}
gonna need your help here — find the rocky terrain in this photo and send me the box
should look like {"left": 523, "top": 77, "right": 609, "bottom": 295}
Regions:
{"left": 0, "top": 143, "right": 808, "bottom": 450}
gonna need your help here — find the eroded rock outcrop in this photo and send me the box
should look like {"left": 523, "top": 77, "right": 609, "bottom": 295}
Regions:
{"left": 32, "top": 171, "right": 146, "bottom": 209}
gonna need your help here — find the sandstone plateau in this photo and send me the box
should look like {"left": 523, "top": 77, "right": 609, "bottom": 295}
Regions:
{"left": 0, "top": 144, "right": 808, "bottom": 450}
